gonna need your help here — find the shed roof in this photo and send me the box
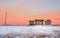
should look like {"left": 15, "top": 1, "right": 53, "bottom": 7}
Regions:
{"left": 35, "top": 19, "right": 44, "bottom": 21}
{"left": 45, "top": 19, "right": 51, "bottom": 22}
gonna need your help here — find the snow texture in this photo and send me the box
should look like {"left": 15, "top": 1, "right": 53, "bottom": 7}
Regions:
{"left": 0, "top": 25, "right": 60, "bottom": 38}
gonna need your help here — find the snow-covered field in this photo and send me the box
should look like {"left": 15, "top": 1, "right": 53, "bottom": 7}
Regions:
{"left": 0, "top": 25, "right": 60, "bottom": 38}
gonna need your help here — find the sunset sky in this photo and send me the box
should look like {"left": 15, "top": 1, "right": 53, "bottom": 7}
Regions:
{"left": 0, "top": 0, "right": 60, "bottom": 24}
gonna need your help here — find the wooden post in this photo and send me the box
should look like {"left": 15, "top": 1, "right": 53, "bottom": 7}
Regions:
{"left": 5, "top": 10, "right": 7, "bottom": 25}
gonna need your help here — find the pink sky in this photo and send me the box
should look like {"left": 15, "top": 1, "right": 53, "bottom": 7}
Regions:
{"left": 0, "top": 0, "right": 60, "bottom": 24}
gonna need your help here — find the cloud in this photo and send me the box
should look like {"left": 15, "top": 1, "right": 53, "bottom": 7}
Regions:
{"left": 56, "top": 18, "right": 60, "bottom": 20}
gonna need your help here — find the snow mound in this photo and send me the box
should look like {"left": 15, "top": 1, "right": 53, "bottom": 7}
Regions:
{"left": 0, "top": 25, "right": 60, "bottom": 38}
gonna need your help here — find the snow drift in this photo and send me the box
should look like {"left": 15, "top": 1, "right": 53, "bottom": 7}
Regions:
{"left": 0, "top": 25, "right": 60, "bottom": 38}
